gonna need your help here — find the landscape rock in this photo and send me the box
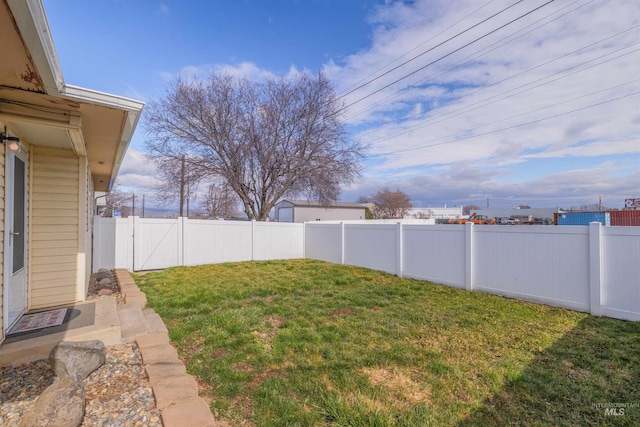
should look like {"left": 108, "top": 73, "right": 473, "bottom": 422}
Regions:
{"left": 49, "top": 340, "right": 106, "bottom": 381}
{"left": 95, "top": 271, "right": 110, "bottom": 281}
{"left": 98, "top": 288, "right": 113, "bottom": 296}
{"left": 98, "top": 277, "right": 113, "bottom": 288}
{"left": 18, "top": 377, "right": 85, "bottom": 427}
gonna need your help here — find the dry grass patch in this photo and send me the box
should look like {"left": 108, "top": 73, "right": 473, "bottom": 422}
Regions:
{"left": 362, "top": 366, "right": 432, "bottom": 406}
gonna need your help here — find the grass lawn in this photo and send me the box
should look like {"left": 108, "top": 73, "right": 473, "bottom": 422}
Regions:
{"left": 135, "top": 259, "right": 640, "bottom": 426}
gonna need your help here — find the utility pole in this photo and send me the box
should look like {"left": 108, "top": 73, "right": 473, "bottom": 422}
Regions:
{"left": 179, "top": 154, "right": 185, "bottom": 217}
{"left": 132, "top": 194, "right": 136, "bottom": 217}
{"left": 142, "top": 195, "right": 145, "bottom": 218}
{"left": 598, "top": 196, "right": 602, "bottom": 211}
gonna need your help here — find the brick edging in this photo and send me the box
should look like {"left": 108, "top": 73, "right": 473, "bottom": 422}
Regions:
{"left": 114, "top": 269, "right": 215, "bottom": 427}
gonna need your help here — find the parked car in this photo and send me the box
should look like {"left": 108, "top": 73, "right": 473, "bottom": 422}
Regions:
{"left": 500, "top": 217, "right": 518, "bottom": 225}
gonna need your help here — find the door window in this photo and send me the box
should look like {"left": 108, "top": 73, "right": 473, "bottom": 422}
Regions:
{"left": 12, "top": 156, "right": 25, "bottom": 274}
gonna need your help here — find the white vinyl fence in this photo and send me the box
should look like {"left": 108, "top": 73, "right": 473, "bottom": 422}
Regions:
{"left": 93, "top": 216, "right": 304, "bottom": 272}
{"left": 304, "top": 222, "right": 640, "bottom": 321}
{"left": 93, "top": 217, "right": 640, "bottom": 321}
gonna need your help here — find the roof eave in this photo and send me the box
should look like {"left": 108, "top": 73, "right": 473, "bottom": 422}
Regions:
{"left": 61, "top": 85, "right": 145, "bottom": 191}
{"left": 8, "top": 0, "right": 65, "bottom": 94}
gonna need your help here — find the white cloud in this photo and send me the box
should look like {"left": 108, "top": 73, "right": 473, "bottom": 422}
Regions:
{"left": 157, "top": 61, "right": 307, "bottom": 85}
{"left": 329, "top": 0, "right": 640, "bottom": 207}
{"left": 116, "top": 148, "right": 160, "bottom": 200}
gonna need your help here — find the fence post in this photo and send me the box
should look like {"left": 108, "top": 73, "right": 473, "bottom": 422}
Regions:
{"left": 465, "top": 222, "right": 473, "bottom": 290}
{"left": 396, "top": 222, "right": 403, "bottom": 278}
{"left": 589, "top": 222, "right": 603, "bottom": 316}
{"left": 132, "top": 216, "right": 140, "bottom": 271}
{"left": 126, "top": 217, "right": 134, "bottom": 271}
{"left": 251, "top": 220, "right": 256, "bottom": 261}
{"left": 302, "top": 222, "right": 306, "bottom": 259}
{"left": 340, "top": 222, "right": 345, "bottom": 265}
{"left": 92, "top": 216, "right": 101, "bottom": 273}
{"left": 178, "top": 217, "right": 186, "bottom": 267}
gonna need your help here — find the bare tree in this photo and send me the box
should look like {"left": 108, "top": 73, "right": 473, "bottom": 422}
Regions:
{"left": 575, "top": 203, "right": 614, "bottom": 211}
{"left": 201, "top": 181, "right": 237, "bottom": 218}
{"left": 463, "top": 204, "right": 481, "bottom": 215}
{"left": 153, "top": 154, "right": 206, "bottom": 216}
{"left": 356, "top": 195, "right": 374, "bottom": 219}
{"left": 103, "top": 185, "right": 132, "bottom": 217}
{"left": 144, "top": 71, "right": 364, "bottom": 220}
{"left": 369, "top": 188, "right": 412, "bottom": 219}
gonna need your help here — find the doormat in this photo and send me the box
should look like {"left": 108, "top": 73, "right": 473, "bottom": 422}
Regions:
{"left": 7, "top": 308, "right": 68, "bottom": 335}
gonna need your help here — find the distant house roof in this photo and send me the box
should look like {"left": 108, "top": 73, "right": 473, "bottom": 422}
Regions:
{"left": 280, "top": 199, "right": 365, "bottom": 209}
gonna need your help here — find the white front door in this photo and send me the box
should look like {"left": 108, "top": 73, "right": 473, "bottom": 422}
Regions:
{"left": 4, "top": 149, "right": 27, "bottom": 330}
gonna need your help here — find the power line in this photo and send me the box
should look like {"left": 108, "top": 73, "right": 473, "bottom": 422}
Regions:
{"left": 368, "top": 91, "right": 640, "bottom": 158}
{"left": 340, "top": 0, "right": 556, "bottom": 111}
{"left": 368, "top": 73, "right": 640, "bottom": 149}
{"left": 394, "top": 79, "right": 640, "bottom": 148}
{"left": 358, "top": 42, "right": 640, "bottom": 145}
{"left": 339, "top": 0, "right": 499, "bottom": 96}
{"left": 345, "top": 0, "right": 597, "bottom": 122}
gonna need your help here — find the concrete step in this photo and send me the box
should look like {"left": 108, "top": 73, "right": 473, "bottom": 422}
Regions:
{"left": 143, "top": 308, "right": 168, "bottom": 334}
{"left": 117, "top": 303, "right": 151, "bottom": 341}
{"left": 0, "top": 298, "right": 121, "bottom": 366}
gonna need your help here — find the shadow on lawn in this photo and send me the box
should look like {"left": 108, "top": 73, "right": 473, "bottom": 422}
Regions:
{"left": 458, "top": 315, "right": 640, "bottom": 427}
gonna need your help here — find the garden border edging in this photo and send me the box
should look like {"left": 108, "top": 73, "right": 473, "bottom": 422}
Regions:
{"left": 114, "top": 269, "right": 215, "bottom": 427}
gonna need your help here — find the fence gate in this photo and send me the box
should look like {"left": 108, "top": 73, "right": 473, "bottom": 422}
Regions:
{"left": 133, "top": 217, "right": 183, "bottom": 271}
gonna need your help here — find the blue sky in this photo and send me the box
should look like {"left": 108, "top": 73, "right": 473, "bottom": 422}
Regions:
{"left": 43, "top": 0, "right": 639, "bottom": 211}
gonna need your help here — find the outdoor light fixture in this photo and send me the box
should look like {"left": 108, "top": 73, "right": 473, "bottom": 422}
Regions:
{"left": 1, "top": 130, "right": 20, "bottom": 152}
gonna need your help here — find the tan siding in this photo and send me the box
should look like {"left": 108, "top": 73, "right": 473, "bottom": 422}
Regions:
{"left": 32, "top": 239, "right": 77, "bottom": 249}
{"left": 31, "top": 255, "right": 77, "bottom": 266}
{"left": 79, "top": 156, "right": 90, "bottom": 300}
{"left": 30, "top": 147, "right": 80, "bottom": 308}
{"left": 33, "top": 172, "right": 79, "bottom": 182}
{"left": 30, "top": 276, "right": 76, "bottom": 290}
{"left": 30, "top": 291, "right": 77, "bottom": 310}
{"left": 32, "top": 200, "right": 81, "bottom": 211}
{"left": 32, "top": 216, "right": 78, "bottom": 226}
{"left": 32, "top": 269, "right": 77, "bottom": 281}
{"left": 31, "top": 286, "right": 77, "bottom": 297}
{"left": 32, "top": 157, "right": 78, "bottom": 167}
{"left": 30, "top": 232, "right": 79, "bottom": 241}
{"left": 32, "top": 224, "right": 77, "bottom": 233}
{"left": 32, "top": 185, "right": 78, "bottom": 195}
{"left": 32, "top": 192, "right": 78, "bottom": 202}
{"left": 33, "top": 163, "right": 79, "bottom": 173}
{"left": 32, "top": 264, "right": 77, "bottom": 276}
{"left": 31, "top": 246, "right": 77, "bottom": 257}
{"left": 32, "top": 208, "right": 79, "bottom": 218}
{"left": 0, "top": 147, "right": 4, "bottom": 342}
{"left": 32, "top": 181, "right": 80, "bottom": 193}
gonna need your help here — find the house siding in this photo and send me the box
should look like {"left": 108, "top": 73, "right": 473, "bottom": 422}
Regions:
{"left": 293, "top": 206, "right": 365, "bottom": 222}
{"left": 29, "top": 147, "right": 80, "bottom": 309}
{"left": 78, "top": 156, "right": 91, "bottom": 300}
{"left": 0, "top": 149, "right": 4, "bottom": 342}
{"left": 274, "top": 200, "right": 366, "bottom": 223}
